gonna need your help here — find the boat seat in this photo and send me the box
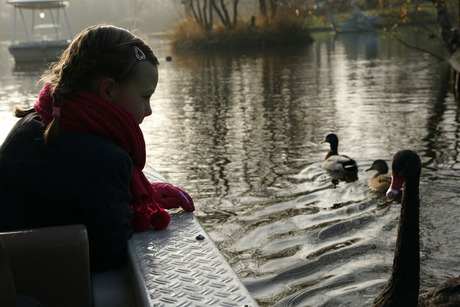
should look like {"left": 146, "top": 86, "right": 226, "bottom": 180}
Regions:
{"left": 0, "top": 225, "right": 92, "bottom": 307}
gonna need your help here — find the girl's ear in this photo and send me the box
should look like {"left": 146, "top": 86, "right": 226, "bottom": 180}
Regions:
{"left": 98, "top": 78, "right": 117, "bottom": 101}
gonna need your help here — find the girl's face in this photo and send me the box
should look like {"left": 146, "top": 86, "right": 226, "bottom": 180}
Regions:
{"left": 110, "top": 61, "right": 158, "bottom": 124}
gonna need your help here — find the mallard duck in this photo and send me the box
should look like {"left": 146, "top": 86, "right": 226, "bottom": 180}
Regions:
{"left": 372, "top": 150, "right": 460, "bottom": 306}
{"left": 366, "top": 159, "right": 391, "bottom": 193}
{"left": 321, "top": 133, "right": 358, "bottom": 173}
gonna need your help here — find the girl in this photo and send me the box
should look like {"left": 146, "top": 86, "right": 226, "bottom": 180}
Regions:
{"left": 0, "top": 25, "right": 194, "bottom": 271}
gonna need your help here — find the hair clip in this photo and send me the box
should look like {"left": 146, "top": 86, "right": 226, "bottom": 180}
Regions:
{"left": 134, "top": 46, "right": 146, "bottom": 61}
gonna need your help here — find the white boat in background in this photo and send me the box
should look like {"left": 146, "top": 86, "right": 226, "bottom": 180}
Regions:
{"left": 7, "top": 0, "right": 73, "bottom": 63}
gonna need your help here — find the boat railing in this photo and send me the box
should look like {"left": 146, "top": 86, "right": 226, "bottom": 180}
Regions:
{"left": 8, "top": 0, "right": 72, "bottom": 43}
{"left": 34, "top": 23, "right": 62, "bottom": 41}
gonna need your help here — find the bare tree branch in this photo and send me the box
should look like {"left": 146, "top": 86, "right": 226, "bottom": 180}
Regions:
{"left": 211, "top": 0, "right": 229, "bottom": 27}
{"left": 232, "top": 0, "right": 239, "bottom": 26}
{"left": 393, "top": 34, "right": 446, "bottom": 61}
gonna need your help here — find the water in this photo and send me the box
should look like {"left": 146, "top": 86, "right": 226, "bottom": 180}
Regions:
{"left": 1, "top": 30, "right": 459, "bottom": 306}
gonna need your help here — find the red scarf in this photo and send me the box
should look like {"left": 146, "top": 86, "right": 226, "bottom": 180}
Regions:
{"left": 34, "top": 83, "right": 170, "bottom": 232}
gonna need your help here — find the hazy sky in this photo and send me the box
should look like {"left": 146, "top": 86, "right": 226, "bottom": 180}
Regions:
{"left": 1, "top": 0, "right": 184, "bottom": 40}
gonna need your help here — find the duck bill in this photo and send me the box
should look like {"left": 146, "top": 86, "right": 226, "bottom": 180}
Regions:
{"left": 386, "top": 173, "right": 404, "bottom": 200}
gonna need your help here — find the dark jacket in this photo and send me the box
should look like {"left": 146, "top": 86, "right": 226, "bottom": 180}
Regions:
{"left": 0, "top": 112, "right": 134, "bottom": 271}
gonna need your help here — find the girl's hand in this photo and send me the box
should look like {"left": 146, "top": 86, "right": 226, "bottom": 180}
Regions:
{"left": 151, "top": 182, "right": 195, "bottom": 212}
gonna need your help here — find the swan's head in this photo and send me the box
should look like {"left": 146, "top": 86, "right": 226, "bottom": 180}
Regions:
{"left": 386, "top": 150, "right": 421, "bottom": 200}
{"left": 321, "top": 133, "right": 339, "bottom": 147}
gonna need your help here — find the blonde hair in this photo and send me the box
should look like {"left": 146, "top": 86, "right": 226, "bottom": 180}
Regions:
{"left": 15, "top": 24, "right": 159, "bottom": 145}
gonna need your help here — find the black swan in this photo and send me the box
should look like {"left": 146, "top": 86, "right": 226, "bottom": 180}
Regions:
{"left": 321, "top": 133, "right": 358, "bottom": 173}
{"left": 372, "top": 150, "right": 460, "bottom": 307}
{"left": 366, "top": 159, "right": 391, "bottom": 193}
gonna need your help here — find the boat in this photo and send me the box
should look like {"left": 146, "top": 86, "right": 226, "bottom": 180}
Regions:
{"left": 0, "top": 166, "right": 258, "bottom": 307}
{"left": 7, "top": 0, "right": 73, "bottom": 63}
{"left": 328, "top": 9, "right": 380, "bottom": 33}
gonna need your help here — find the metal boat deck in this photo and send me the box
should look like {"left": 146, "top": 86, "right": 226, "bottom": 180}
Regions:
{"left": 92, "top": 167, "right": 258, "bottom": 306}
{"left": 129, "top": 213, "right": 257, "bottom": 306}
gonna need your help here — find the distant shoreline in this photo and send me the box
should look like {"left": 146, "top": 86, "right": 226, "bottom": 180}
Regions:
{"left": 169, "top": 4, "right": 437, "bottom": 51}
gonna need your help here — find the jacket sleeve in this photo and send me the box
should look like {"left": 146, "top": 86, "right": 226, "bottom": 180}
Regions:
{"left": 81, "top": 151, "right": 134, "bottom": 271}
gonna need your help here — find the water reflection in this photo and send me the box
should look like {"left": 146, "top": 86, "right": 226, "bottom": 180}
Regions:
{"left": 1, "top": 30, "right": 459, "bottom": 306}
{"left": 151, "top": 32, "right": 459, "bottom": 306}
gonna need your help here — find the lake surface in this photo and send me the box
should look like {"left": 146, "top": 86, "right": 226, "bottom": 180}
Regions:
{"left": 1, "top": 29, "right": 459, "bottom": 306}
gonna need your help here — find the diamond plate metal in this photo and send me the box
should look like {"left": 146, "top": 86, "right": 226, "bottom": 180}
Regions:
{"left": 128, "top": 213, "right": 258, "bottom": 307}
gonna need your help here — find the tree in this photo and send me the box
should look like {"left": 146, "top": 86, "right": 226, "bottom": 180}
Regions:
{"left": 181, "top": 0, "right": 239, "bottom": 32}
{"left": 382, "top": 0, "right": 458, "bottom": 57}
{"left": 431, "top": 0, "right": 456, "bottom": 52}
{"left": 212, "top": 0, "right": 239, "bottom": 28}
{"left": 182, "top": 0, "right": 214, "bottom": 32}
{"left": 259, "top": 0, "right": 278, "bottom": 26}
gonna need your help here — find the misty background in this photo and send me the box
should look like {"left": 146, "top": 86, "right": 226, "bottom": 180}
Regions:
{"left": 0, "top": 0, "right": 259, "bottom": 41}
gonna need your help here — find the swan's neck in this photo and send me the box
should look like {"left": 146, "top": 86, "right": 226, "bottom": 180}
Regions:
{"left": 373, "top": 175, "right": 420, "bottom": 306}
{"left": 391, "top": 177, "right": 420, "bottom": 290}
